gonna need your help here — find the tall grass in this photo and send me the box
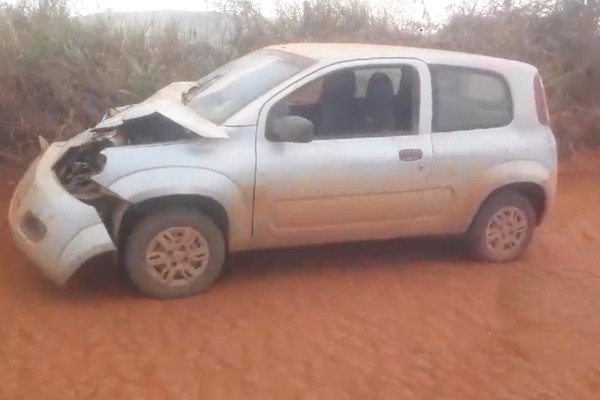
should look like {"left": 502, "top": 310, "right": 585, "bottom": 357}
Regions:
{"left": 0, "top": 0, "right": 599, "bottom": 162}
{"left": 0, "top": 0, "right": 227, "bottom": 161}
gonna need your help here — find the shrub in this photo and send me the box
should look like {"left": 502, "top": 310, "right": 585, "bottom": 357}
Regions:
{"left": 0, "top": 0, "right": 599, "bottom": 162}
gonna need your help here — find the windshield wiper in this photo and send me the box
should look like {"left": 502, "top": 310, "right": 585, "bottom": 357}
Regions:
{"left": 181, "top": 75, "right": 221, "bottom": 104}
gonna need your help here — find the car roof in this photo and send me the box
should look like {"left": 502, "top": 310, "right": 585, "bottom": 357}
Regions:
{"left": 266, "top": 43, "right": 535, "bottom": 73}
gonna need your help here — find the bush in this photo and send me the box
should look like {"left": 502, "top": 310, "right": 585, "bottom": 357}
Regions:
{"left": 0, "top": 0, "right": 226, "bottom": 161}
{"left": 0, "top": 0, "right": 599, "bottom": 162}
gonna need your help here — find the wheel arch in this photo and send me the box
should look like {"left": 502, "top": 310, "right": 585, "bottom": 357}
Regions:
{"left": 470, "top": 181, "right": 547, "bottom": 229}
{"left": 461, "top": 160, "right": 554, "bottom": 232}
{"left": 100, "top": 167, "right": 253, "bottom": 252}
{"left": 113, "top": 194, "right": 231, "bottom": 268}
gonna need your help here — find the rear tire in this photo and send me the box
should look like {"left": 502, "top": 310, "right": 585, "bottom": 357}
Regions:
{"left": 466, "top": 191, "right": 536, "bottom": 262}
{"left": 124, "top": 208, "right": 226, "bottom": 299}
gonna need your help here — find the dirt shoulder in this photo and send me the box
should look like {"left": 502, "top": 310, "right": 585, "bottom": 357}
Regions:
{"left": 1, "top": 156, "right": 600, "bottom": 399}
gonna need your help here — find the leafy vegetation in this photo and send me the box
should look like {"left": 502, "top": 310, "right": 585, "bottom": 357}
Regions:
{"left": 1, "top": 0, "right": 599, "bottom": 162}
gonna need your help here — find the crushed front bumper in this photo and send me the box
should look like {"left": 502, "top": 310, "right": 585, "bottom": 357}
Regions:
{"left": 8, "top": 142, "right": 116, "bottom": 285}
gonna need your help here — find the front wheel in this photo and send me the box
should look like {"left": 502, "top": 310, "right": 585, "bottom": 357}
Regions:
{"left": 466, "top": 191, "right": 536, "bottom": 263}
{"left": 124, "top": 208, "right": 226, "bottom": 299}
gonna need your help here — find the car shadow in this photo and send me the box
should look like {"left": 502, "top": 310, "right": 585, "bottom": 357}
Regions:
{"left": 223, "top": 235, "right": 471, "bottom": 281}
{"left": 26, "top": 253, "right": 137, "bottom": 302}
{"left": 48, "top": 236, "right": 473, "bottom": 301}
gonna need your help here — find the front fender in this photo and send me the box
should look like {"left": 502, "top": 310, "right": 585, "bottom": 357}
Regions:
{"left": 94, "top": 167, "right": 253, "bottom": 249}
{"left": 455, "top": 159, "right": 555, "bottom": 231}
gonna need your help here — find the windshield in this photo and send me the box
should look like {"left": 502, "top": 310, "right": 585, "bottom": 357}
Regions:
{"left": 185, "top": 49, "right": 316, "bottom": 124}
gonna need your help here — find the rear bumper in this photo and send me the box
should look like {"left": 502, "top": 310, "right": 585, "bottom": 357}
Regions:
{"left": 8, "top": 142, "right": 115, "bottom": 285}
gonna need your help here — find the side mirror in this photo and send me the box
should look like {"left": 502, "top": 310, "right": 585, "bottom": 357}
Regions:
{"left": 267, "top": 115, "right": 314, "bottom": 143}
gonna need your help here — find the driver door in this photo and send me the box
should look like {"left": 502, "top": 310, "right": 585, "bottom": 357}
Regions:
{"left": 252, "top": 58, "right": 445, "bottom": 249}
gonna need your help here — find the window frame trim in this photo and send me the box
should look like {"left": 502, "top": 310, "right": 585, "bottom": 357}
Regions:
{"left": 259, "top": 58, "right": 430, "bottom": 142}
{"left": 430, "top": 64, "right": 515, "bottom": 133}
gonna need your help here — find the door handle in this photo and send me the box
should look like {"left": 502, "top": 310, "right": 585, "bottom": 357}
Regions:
{"left": 398, "top": 148, "right": 423, "bottom": 162}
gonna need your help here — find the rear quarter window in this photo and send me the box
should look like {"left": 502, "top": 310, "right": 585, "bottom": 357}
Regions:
{"left": 431, "top": 65, "right": 513, "bottom": 133}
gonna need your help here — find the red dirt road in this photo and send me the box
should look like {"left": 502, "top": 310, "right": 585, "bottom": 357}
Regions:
{"left": 1, "top": 158, "right": 600, "bottom": 399}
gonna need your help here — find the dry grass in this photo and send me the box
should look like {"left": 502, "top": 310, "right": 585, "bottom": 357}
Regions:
{"left": 0, "top": 0, "right": 227, "bottom": 160}
{"left": 1, "top": 0, "right": 599, "bottom": 162}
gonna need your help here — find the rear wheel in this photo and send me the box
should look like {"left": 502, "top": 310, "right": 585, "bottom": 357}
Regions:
{"left": 466, "top": 191, "right": 536, "bottom": 262}
{"left": 124, "top": 208, "right": 226, "bottom": 299}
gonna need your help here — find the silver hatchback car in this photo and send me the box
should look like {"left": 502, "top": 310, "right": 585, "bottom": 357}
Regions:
{"left": 9, "top": 43, "right": 558, "bottom": 299}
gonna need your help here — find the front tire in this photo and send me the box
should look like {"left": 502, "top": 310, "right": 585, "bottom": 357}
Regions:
{"left": 124, "top": 208, "right": 226, "bottom": 299}
{"left": 466, "top": 191, "right": 536, "bottom": 262}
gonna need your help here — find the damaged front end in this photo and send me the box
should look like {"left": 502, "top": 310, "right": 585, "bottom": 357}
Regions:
{"left": 54, "top": 113, "right": 199, "bottom": 199}
{"left": 53, "top": 130, "right": 127, "bottom": 242}
{"left": 52, "top": 83, "right": 228, "bottom": 240}
{"left": 53, "top": 116, "right": 202, "bottom": 240}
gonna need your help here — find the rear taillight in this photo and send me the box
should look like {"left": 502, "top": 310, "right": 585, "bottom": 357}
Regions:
{"left": 534, "top": 73, "right": 550, "bottom": 125}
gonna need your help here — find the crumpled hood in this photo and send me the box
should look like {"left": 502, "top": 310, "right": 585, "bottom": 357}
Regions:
{"left": 91, "top": 81, "right": 228, "bottom": 139}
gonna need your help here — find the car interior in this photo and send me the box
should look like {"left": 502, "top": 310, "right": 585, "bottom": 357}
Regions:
{"left": 269, "top": 65, "right": 421, "bottom": 140}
